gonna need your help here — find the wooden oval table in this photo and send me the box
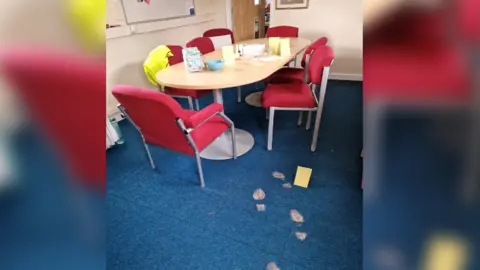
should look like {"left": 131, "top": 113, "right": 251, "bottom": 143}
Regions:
{"left": 156, "top": 37, "right": 311, "bottom": 160}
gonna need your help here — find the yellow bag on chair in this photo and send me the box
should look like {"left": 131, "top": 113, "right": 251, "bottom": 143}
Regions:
{"left": 143, "top": 45, "right": 173, "bottom": 88}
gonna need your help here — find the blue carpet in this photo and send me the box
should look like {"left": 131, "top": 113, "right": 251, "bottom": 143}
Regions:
{"left": 107, "top": 81, "right": 363, "bottom": 269}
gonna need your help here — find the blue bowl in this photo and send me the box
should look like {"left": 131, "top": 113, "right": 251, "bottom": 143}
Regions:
{"left": 205, "top": 59, "right": 224, "bottom": 71}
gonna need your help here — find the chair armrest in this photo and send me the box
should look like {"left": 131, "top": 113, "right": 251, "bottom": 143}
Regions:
{"left": 184, "top": 103, "right": 223, "bottom": 129}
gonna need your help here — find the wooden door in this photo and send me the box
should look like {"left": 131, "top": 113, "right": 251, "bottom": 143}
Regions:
{"left": 232, "top": 0, "right": 266, "bottom": 42}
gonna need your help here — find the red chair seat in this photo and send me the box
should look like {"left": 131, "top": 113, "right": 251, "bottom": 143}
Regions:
{"left": 262, "top": 84, "right": 315, "bottom": 108}
{"left": 144, "top": 109, "right": 228, "bottom": 155}
{"left": 264, "top": 68, "right": 304, "bottom": 84}
{"left": 189, "top": 111, "right": 229, "bottom": 153}
{"left": 364, "top": 11, "right": 472, "bottom": 103}
{"left": 164, "top": 87, "right": 210, "bottom": 99}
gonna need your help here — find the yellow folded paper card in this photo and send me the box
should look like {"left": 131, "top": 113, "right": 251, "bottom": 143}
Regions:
{"left": 421, "top": 233, "right": 469, "bottom": 270}
{"left": 222, "top": 45, "right": 235, "bottom": 66}
{"left": 280, "top": 38, "right": 291, "bottom": 57}
{"left": 268, "top": 37, "right": 280, "bottom": 55}
{"left": 293, "top": 166, "right": 312, "bottom": 188}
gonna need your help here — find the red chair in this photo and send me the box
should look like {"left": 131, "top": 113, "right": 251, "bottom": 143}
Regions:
{"left": 266, "top": 25, "right": 299, "bottom": 38}
{"left": 112, "top": 85, "right": 237, "bottom": 187}
{"left": 264, "top": 37, "right": 328, "bottom": 85}
{"left": 262, "top": 46, "right": 334, "bottom": 150}
{"left": 362, "top": 10, "right": 473, "bottom": 198}
{"left": 0, "top": 47, "right": 106, "bottom": 191}
{"left": 202, "top": 29, "right": 244, "bottom": 103}
{"left": 266, "top": 25, "right": 299, "bottom": 67}
{"left": 457, "top": 0, "right": 480, "bottom": 44}
{"left": 162, "top": 45, "right": 210, "bottom": 110}
{"left": 186, "top": 37, "right": 243, "bottom": 103}
{"left": 186, "top": 37, "right": 215, "bottom": 54}
{"left": 203, "top": 28, "right": 235, "bottom": 44}
{"left": 245, "top": 25, "right": 300, "bottom": 107}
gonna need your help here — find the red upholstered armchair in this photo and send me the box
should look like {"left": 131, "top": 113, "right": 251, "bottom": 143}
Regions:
{"left": 266, "top": 25, "right": 299, "bottom": 38}
{"left": 161, "top": 45, "right": 211, "bottom": 110}
{"left": 245, "top": 25, "right": 300, "bottom": 107}
{"left": 266, "top": 25, "right": 299, "bottom": 67}
{"left": 186, "top": 37, "right": 215, "bottom": 54}
{"left": 363, "top": 7, "right": 478, "bottom": 197}
{"left": 262, "top": 46, "right": 334, "bottom": 151}
{"left": 187, "top": 36, "right": 243, "bottom": 103}
{"left": 203, "top": 28, "right": 235, "bottom": 44}
{"left": 112, "top": 85, "right": 237, "bottom": 187}
{"left": 0, "top": 48, "right": 106, "bottom": 190}
{"left": 264, "top": 37, "right": 328, "bottom": 85}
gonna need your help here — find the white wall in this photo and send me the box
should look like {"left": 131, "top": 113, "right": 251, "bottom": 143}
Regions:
{"left": 270, "top": 0, "right": 362, "bottom": 80}
{"left": 106, "top": 0, "right": 227, "bottom": 115}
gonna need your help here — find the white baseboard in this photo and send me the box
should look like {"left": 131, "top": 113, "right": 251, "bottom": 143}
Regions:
{"left": 330, "top": 73, "right": 363, "bottom": 81}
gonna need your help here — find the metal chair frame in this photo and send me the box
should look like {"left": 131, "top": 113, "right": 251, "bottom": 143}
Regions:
{"left": 117, "top": 104, "right": 237, "bottom": 187}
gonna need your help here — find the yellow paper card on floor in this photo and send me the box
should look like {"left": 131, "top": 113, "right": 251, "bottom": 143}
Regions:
{"left": 421, "top": 233, "right": 468, "bottom": 270}
{"left": 268, "top": 37, "right": 280, "bottom": 55}
{"left": 293, "top": 166, "right": 312, "bottom": 188}
{"left": 222, "top": 45, "right": 235, "bottom": 66}
{"left": 280, "top": 38, "right": 291, "bottom": 57}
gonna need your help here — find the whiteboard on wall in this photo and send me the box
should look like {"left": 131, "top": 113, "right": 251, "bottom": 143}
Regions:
{"left": 120, "top": 0, "right": 195, "bottom": 25}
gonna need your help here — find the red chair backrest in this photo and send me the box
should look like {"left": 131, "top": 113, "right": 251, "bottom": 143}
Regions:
{"left": 203, "top": 28, "right": 235, "bottom": 44}
{"left": 166, "top": 45, "right": 184, "bottom": 65}
{"left": 308, "top": 45, "right": 334, "bottom": 85}
{"left": 186, "top": 37, "right": 215, "bottom": 54}
{"left": 0, "top": 47, "right": 106, "bottom": 190}
{"left": 301, "top": 37, "right": 328, "bottom": 68}
{"left": 266, "top": 25, "right": 299, "bottom": 38}
{"left": 112, "top": 85, "right": 193, "bottom": 155}
{"left": 457, "top": 0, "right": 480, "bottom": 43}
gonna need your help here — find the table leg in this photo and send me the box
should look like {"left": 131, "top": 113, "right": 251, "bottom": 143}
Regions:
{"left": 200, "top": 89, "right": 255, "bottom": 160}
{"left": 212, "top": 89, "right": 224, "bottom": 105}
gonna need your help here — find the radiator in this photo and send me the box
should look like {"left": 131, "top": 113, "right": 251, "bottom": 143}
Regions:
{"left": 106, "top": 119, "right": 120, "bottom": 149}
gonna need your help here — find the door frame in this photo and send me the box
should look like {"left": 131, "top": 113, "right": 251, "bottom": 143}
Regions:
{"left": 227, "top": 0, "right": 266, "bottom": 39}
{"left": 225, "top": 0, "right": 233, "bottom": 30}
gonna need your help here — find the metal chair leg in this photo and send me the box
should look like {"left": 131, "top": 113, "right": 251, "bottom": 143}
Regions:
{"left": 230, "top": 125, "right": 237, "bottom": 159}
{"left": 142, "top": 139, "right": 155, "bottom": 169}
{"left": 306, "top": 111, "right": 312, "bottom": 130}
{"left": 187, "top": 97, "right": 194, "bottom": 110}
{"left": 195, "top": 98, "right": 200, "bottom": 111}
{"left": 297, "top": 111, "right": 303, "bottom": 126}
{"left": 363, "top": 104, "right": 383, "bottom": 202}
{"left": 237, "top": 87, "right": 241, "bottom": 103}
{"left": 267, "top": 108, "right": 275, "bottom": 150}
{"left": 311, "top": 79, "right": 328, "bottom": 151}
{"left": 219, "top": 112, "right": 237, "bottom": 159}
{"left": 194, "top": 152, "right": 205, "bottom": 188}
{"left": 118, "top": 105, "right": 156, "bottom": 169}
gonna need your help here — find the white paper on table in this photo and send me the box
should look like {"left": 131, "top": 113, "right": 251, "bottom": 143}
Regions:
{"left": 242, "top": 44, "right": 266, "bottom": 57}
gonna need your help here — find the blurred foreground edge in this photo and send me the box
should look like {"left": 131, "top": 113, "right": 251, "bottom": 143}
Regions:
{"left": 0, "top": 46, "right": 106, "bottom": 192}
